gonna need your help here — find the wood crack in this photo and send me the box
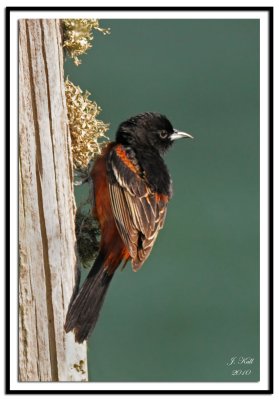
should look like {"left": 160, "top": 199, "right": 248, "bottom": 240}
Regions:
{"left": 25, "top": 19, "right": 59, "bottom": 382}
{"left": 19, "top": 18, "right": 87, "bottom": 382}
{"left": 40, "top": 19, "right": 62, "bottom": 236}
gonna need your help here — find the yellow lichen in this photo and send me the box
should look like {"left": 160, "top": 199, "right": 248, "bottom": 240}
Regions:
{"left": 65, "top": 78, "right": 109, "bottom": 171}
{"left": 73, "top": 359, "right": 87, "bottom": 374}
{"left": 62, "top": 19, "right": 110, "bottom": 66}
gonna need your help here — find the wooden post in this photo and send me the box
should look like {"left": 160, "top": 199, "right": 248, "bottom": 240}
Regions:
{"left": 19, "top": 19, "right": 87, "bottom": 382}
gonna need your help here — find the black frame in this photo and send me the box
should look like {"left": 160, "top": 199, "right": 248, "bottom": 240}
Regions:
{"left": 6, "top": 6, "right": 273, "bottom": 395}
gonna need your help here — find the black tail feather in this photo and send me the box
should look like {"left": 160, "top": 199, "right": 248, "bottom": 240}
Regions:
{"left": 65, "top": 254, "right": 113, "bottom": 343}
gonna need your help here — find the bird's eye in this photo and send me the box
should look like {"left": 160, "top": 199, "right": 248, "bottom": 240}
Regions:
{"left": 159, "top": 131, "right": 168, "bottom": 139}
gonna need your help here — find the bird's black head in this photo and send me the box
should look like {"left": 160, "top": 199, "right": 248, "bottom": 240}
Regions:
{"left": 116, "top": 112, "right": 193, "bottom": 155}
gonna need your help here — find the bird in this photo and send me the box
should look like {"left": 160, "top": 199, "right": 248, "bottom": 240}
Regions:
{"left": 64, "top": 112, "right": 193, "bottom": 343}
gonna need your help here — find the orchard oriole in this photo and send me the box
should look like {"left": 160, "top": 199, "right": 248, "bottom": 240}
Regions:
{"left": 65, "top": 112, "right": 193, "bottom": 343}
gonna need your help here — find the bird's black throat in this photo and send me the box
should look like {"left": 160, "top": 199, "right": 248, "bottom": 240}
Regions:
{"left": 115, "top": 112, "right": 176, "bottom": 197}
{"left": 133, "top": 145, "right": 172, "bottom": 197}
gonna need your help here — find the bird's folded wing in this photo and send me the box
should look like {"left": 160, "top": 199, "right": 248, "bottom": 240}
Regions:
{"left": 107, "top": 145, "right": 168, "bottom": 270}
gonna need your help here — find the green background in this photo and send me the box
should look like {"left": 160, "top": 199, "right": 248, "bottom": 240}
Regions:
{"left": 65, "top": 19, "right": 259, "bottom": 382}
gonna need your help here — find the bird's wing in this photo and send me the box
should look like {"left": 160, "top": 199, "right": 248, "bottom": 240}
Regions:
{"left": 107, "top": 144, "right": 169, "bottom": 271}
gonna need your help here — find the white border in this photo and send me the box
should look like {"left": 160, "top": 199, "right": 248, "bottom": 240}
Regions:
{"left": 9, "top": 8, "right": 270, "bottom": 392}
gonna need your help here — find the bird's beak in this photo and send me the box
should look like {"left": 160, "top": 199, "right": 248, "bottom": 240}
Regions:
{"left": 170, "top": 129, "right": 194, "bottom": 141}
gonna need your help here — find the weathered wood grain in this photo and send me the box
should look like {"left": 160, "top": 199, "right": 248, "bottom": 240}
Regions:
{"left": 19, "top": 19, "right": 87, "bottom": 382}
